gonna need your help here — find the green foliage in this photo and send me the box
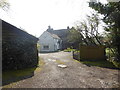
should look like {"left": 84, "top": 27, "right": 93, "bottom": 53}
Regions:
{"left": 112, "top": 60, "right": 120, "bottom": 68}
{"left": 105, "top": 48, "right": 120, "bottom": 68}
{"left": 3, "top": 67, "right": 36, "bottom": 81}
{"left": 2, "top": 67, "right": 36, "bottom": 86}
{"left": 68, "top": 11, "right": 103, "bottom": 47}
{"left": 2, "top": 57, "right": 44, "bottom": 86}
{"left": 64, "top": 48, "right": 76, "bottom": 52}
{"left": 2, "top": 37, "right": 38, "bottom": 71}
{"left": 80, "top": 60, "right": 118, "bottom": 69}
{"left": 67, "top": 27, "right": 82, "bottom": 48}
{"left": 3, "top": 58, "right": 43, "bottom": 82}
{"left": 89, "top": 1, "right": 120, "bottom": 60}
{"left": 67, "top": 29, "right": 81, "bottom": 43}
{"left": 37, "top": 43, "right": 40, "bottom": 51}
{"left": 0, "top": 0, "right": 10, "bottom": 10}
{"left": 106, "top": 48, "right": 115, "bottom": 57}
{"left": 74, "top": 13, "right": 103, "bottom": 46}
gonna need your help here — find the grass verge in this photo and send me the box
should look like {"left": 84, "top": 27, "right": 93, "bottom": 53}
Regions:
{"left": 2, "top": 57, "right": 45, "bottom": 87}
{"left": 80, "top": 60, "right": 119, "bottom": 69}
{"left": 63, "top": 48, "right": 76, "bottom": 52}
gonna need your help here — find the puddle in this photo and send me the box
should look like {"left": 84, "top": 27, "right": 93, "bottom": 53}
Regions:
{"left": 58, "top": 64, "right": 67, "bottom": 68}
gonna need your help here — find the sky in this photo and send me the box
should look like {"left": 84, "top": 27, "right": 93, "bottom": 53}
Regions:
{"left": 0, "top": 0, "right": 108, "bottom": 37}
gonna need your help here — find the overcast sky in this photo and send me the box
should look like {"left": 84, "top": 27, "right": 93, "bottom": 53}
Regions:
{"left": 0, "top": 0, "right": 107, "bottom": 37}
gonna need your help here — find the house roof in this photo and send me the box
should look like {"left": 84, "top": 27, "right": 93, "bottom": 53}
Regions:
{"left": 46, "top": 31, "right": 61, "bottom": 39}
{"left": 47, "top": 28, "right": 69, "bottom": 40}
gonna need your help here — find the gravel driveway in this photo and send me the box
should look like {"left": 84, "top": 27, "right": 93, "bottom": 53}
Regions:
{"left": 3, "top": 51, "right": 120, "bottom": 88}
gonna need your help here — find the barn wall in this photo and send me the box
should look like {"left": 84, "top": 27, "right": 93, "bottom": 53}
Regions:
{"left": 0, "top": 19, "right": 2, "bottom": 86}
{"left": 2, "top": 21, "right": 38, "bottom": 71}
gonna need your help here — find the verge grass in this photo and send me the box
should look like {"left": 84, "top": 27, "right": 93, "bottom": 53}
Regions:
{"left": 79, "top": 60, "right": 119, "bottom": 69}
{"left": 64, "top": 48, "right": 76, "bottom": 52}
{"left": 2, "top": 56, "right": 45, "bottom": 87}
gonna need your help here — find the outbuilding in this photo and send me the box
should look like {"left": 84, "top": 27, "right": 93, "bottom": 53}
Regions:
{"left": 2, "top": 19, "right": 39, "bottom": 70}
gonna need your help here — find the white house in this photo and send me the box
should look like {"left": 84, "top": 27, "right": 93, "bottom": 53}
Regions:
{"left": 38, "top": 31, "right": 62, "bottom": 52}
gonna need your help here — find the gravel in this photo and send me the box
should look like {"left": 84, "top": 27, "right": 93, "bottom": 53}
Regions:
{"left": 3, "top": 51, "right": 120, "bottom": 88}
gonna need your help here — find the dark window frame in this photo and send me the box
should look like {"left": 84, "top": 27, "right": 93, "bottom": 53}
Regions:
{"left": 43, "top": 45, "right": 49, "bottom": 50}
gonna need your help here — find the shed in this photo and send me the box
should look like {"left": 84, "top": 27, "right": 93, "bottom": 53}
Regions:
{"left": 2, "top": 19, "right": 39, "bottom": 70}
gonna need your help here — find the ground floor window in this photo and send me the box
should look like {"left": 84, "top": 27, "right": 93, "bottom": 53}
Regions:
{"left": 43, "top": 45, "right": 49, "bottom": 50}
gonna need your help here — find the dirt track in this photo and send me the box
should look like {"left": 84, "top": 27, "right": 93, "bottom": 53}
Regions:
{"left": 3, "top": 51, "right": 120, "bottom": 88}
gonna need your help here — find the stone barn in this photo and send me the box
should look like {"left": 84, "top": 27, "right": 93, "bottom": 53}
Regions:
{"left": 2, "top": 20, "right": 39, "bottom": 71}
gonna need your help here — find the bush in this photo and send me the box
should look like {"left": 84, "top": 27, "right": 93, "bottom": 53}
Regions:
{"left": 2, "top": 37, "right": 38, "bottom": 71}
{"left": 112, "top": 61, "right": 120, "bottom": 68}
{"left": 64, "top": 48, "right": 76, "bottom": 52}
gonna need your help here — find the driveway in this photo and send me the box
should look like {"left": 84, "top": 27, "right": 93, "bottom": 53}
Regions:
{"left": 3, "top": 51, "right": 119, "bottom": 88}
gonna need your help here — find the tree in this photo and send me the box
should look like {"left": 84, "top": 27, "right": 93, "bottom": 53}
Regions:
{"left": 67, "top": 27, "right": 82, "bottom": 49}
{"left": 89, "top": 1, "right": 120, "bottom": 60}
{"left": 74, "top": 13, "right": 103, "bottom": 46}
{"left": 67, "top": 13, "right": 103, "bottom": 49}
{"left": 0, "top": 0, "right": 10, "bottom": 10}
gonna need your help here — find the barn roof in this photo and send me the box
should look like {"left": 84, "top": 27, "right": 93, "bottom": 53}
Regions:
{"left": 2, "top": 19, "right": 38, "bottom": 41}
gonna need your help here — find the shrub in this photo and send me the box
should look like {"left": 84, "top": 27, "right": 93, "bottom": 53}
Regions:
{"left": 64, "top": 48, "right": 75, "bottom": 52}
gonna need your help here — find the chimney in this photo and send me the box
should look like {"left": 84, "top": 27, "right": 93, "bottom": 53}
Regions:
{"left": 67, "top": 26, "right": 70, "bottom": 30}
{"left": 47, "top": 25, "right": 53, "bottom": 32}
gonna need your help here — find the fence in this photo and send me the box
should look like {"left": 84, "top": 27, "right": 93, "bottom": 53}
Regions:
{"left": 73, "top": 45, "right": 106, "bottom": 61}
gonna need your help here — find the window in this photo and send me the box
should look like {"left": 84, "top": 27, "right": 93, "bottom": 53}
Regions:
{"left": 43, "top": 45, "right": 49, "bottom": 50}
